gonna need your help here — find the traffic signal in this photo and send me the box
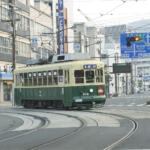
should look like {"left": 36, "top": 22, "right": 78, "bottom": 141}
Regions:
{"left": 126, "top": 36, "right": 140, "bottom": 47}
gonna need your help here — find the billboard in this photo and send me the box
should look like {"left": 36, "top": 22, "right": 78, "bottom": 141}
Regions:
{"left": 58, "top": 12, "right": 64, "bottom": 54}
{"left": 58, "top": 0, "right": 63, "bottom": 10}
{"left": 58, "top": 0, "right": 64, "bottom": 54}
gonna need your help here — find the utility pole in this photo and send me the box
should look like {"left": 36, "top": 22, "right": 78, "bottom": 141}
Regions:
{"left": 11, "top": 2, "right": 16, "bottom": 72}
{"left": 2, "top": 0, "right": 17, "bottom": 73}
{"left": 79, "top": 32, "right": 82, "bottom": 53}
{"left": 2, "top": 1, "right": 17, "bottom": 71}
{"left": 99, "top": 39, "right": 101, "bottom": 61}
{"left": 9, "top": 0, "right": 16, "bottom": 106}
{"left": 4, "top": 0, "right": 18, "bottom": 106}
{"left": 115, "top": 52, "right": 119, "bottom": 96}
{"left": 126, "top": 74, "right": 128, "bottom": 95}
{"left": 131, "top": 60, "right": 134, "bottom": 94}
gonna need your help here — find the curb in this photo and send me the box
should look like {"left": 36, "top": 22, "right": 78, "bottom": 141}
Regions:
{"left": 0, "top": 101, "right": 12, "bottom": 107}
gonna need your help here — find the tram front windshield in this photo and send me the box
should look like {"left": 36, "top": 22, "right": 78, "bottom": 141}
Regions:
{"left": 74, "top": 69, "right": 103, "bottom": 84}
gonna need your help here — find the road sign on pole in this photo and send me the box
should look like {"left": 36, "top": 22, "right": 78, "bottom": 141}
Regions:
{"left": 120, "top": 33, "right": 150, "bottom": 58}
{"left": 143, "top": 76, "right": 150, "bottom": 81}
{"left": 74, "top": 44, "right": 80, "bottom": 52}
{"left": 32, "top": 38, "right": 38, "bottom": 47}
{"left": 113, "top": 63, "right": 131, "bottom": 73}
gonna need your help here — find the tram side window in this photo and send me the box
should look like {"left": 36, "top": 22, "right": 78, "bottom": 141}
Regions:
{"left": 33, "top": 72, "right": 37, "bottom": 86}
{"left": 53, "top": 70, "right": 58, "bottom": 85}
{"left": 64, "top": 70, "right": 70, "bottom": 84}
{"left": 96, "top": 69, "right": 103, "bottom": 82}
{"left": 58, "top": 69, "right": 63, "bottom": 83}
{"left": 48, "top": 71, "right": 52, "bottom": 85}
{"left": 86, "top": 71, "right": 94, "bottom": 83}
{"left": 24, "top": 73, "right": 28, "bottom": 86}
{"left": 74, "top": 70, "right": 84, "bottom": 84}
{"left": 20, "top": 73, "right": 23, "bottom": 86}
{"left": 15, "top": 74, "right": 20, "bottom": 86}
{"left": 38, "top": 72, "right": 43, "bottom": 86}
{"left": 43, "top": 71, "right": 47, "bottom": 85}
{"left": 28, "top": 72, "right": 32, "bottom": 86}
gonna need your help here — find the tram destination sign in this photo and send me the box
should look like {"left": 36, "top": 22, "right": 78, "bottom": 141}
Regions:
{"left": 113, "top": 63, "right": 131, "bottom": 73}
{"left": 120, "top": 33, "right": 150, "bottom": 58}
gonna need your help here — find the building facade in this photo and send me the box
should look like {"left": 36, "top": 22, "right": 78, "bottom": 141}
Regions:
{"left": 0, "top": 0, "right": 53, "bottom": 103}
{"left": 73, "top": 23, "right": 101, "bottom": 58}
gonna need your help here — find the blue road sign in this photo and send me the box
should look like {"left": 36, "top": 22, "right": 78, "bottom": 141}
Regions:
{"left": 120, "top": 33, "right": 150, "bottom": 58}
{"left": 58, "top": 0, "right": 63, "bottom": 10}
{"left": 32, "top": 38, "right": 38, "bottom": 47}
{"left": 143, "top": 76, "right": 150, "bottom": 81}
{"left": 74, "top": 44, "right": 80, "bottom": 52}
{"left": 58, "top": 12, "right": 64, "bottom": 54}
{"left": 0, "top": 73, "right": 12, "bottom": 80}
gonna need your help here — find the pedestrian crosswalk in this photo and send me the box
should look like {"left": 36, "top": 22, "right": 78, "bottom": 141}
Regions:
{"left": 105, "top": 103, "right": 150, "bottom": 107}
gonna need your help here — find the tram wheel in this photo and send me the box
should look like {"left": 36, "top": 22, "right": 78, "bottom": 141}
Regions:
{"left": 65, "top": 106, "right": 71, "bottom": 110}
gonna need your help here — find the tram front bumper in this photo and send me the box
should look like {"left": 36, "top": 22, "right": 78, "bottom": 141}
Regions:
{"left": 73, "top": 95, "right": 106, "bottom": 103}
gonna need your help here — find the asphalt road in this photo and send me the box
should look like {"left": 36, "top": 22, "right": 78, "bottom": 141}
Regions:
{"left": 0, "top": 91, "right": 150, "bottom": 150}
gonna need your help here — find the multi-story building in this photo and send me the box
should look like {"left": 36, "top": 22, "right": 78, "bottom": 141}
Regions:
{"left": 101, "top": 25, "right": 128, "bottom": 96}
{"left": 30, "top": 0, "right": 53, "bottom": 59}
{"left": 73, "top": 22, "right": 101, "bottom": 58}
{"left": 0, "top": 0, "right": 53, "bottom": 103}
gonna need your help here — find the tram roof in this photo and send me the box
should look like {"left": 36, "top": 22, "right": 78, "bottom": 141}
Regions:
{"left": 15, "top": 59, "right": 104, "bottom": 73}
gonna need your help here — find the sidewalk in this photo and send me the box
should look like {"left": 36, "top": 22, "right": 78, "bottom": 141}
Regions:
{"left": 0, "top": 101, "right": 12, "bottom": 107}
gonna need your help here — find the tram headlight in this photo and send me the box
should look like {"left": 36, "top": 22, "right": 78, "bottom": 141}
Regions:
{"left": 89, "top": 88, "right": 94, "bottom": 93}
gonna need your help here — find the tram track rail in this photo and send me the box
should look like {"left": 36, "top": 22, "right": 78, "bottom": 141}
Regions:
{"left": 1, "top": 108, "right": 139, "bottom": 150}
{"left": 0, "top": 109, "right": 86, "bottom": 150}
{"left": 21, "top": 108, "right": 138, "bottom": 150}
{"left": 25, "top": 111, "right": 86, "bottom": 150}
{"left": 0, "top": 111, "right": 48, "bottom": 143}
{"left": 84, "top": 110, "right": 139, "bottom": 150}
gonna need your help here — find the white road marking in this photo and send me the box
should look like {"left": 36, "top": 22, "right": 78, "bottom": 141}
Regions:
{"left": 105, "top": 103, "right": 147, "bottom": 107}
{"left": 1, "top": 113, "right": 41, "bottom": 131}
{"left": 128, "top": 103, "right": 135, "bottom": 106}
{"left": 136, "top": 103, "right": 146, "bottom": 106}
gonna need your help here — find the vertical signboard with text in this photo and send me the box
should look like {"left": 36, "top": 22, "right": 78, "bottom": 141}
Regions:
{"left": 58, "top": 0, "right": 64, "bottom": 54}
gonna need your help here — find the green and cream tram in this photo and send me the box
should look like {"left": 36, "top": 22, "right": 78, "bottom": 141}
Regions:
{"left": 14, "top": 56, "right": 106, "bottom": 109}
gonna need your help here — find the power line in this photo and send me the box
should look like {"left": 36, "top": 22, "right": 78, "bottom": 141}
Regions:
{"left": 83, "top": 0, "right": 127, "bottom": 23}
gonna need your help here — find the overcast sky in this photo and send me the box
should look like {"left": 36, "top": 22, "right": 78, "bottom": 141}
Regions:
{"left": 73, "top": 0, "right": 150, "bottom": 27}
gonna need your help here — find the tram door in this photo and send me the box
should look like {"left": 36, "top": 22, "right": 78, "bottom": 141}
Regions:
{"left": 64, "top": 70, "right": 72, "bottom": 106}
{"left": 4, "top": 82, "right": 11, "bottom": 101}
